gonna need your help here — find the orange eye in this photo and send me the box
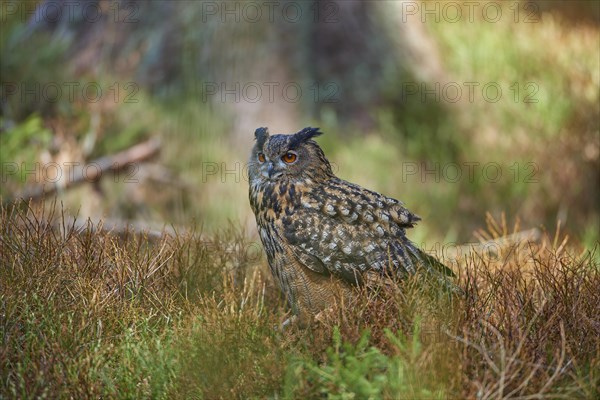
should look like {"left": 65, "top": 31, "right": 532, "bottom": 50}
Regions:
{"left": 282, "top": 151, "right": 297, "bottom": 164}
{"left": 257, "top": 153, "right": 266, "bottom": 163}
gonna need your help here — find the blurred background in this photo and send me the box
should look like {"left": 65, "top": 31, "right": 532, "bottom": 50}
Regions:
{"left": 1, "top": 0, "right": 598, "bottom": 248}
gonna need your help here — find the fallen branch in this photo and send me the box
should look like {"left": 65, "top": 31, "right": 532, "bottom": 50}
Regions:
{"left": 64, "top": 216, "right": 189, "bottom": 241}
{"left": 428, "top": 228, "right": 542, "bottom": 262}
{"left": 5, "top": 138, "right": 161, "bottom": 204}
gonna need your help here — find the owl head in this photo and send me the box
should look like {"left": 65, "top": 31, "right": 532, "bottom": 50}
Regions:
{"left": 248, "top": 127, "right": 334, "bottom": 184}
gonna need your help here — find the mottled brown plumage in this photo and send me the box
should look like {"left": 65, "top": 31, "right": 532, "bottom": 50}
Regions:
{"left": 248, "top": 127, "right": 453, "bottom": 323}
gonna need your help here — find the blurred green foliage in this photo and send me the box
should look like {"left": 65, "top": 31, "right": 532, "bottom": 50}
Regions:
{"left": 0, "top": 114, "right": 52, "bottom": 195}
{"left": 0, "top": 1, "right": 71, "bottom": 120}
{"left": 0, "top": 114, "right": 51, "bottom": 169}
{"left": 0, "top": 1, "right": 598, "bottom": 245}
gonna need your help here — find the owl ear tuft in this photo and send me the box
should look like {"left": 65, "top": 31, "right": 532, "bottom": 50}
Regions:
{"left": 254, "top": 127, "right": 269, "bottom": 149}
{"left": 290, "top": 127, "right": 322, "bottom": 148}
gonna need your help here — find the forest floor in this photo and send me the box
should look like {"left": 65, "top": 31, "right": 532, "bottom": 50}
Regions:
{"left": 2, "top": 204, "right": 598, "bottom": 399}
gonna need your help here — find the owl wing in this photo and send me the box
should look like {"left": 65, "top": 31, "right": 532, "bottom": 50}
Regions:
{"left": 282, "top": 178, "right": 433, "bottom": 285}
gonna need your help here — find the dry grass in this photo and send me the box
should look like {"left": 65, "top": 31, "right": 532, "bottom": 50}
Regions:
{"left": 1, "top": 203, "right": 598, "bottom": 399}
{"left": 0, "top": 201, "right": 287, "bottom": 398}
{"left": 454, "top": 217, "right": 599, "bottom": 399}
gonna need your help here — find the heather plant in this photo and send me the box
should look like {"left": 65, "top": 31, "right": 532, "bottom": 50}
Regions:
{"left": 1, "top": 204, "right": 598, "bottom": 398}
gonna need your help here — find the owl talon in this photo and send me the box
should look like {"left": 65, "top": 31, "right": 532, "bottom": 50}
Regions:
{"left": 278, "top": 315, "right": 298, "bottom": 331}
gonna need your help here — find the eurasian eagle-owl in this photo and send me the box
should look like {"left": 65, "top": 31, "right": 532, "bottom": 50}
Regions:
{"left": 248, "top": 127, "right": 453, "bottom": 324}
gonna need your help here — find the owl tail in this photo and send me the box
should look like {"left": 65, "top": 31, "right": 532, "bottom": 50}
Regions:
{"left": 406, "top": 242, "right": 464, "bottom": 295}
{"left": 412, "top": 246, "right": 455, "bottom": 277}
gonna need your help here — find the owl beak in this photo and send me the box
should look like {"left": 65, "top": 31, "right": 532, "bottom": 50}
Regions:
{"left": 263, "top": 162, "right": 282, "bottom": 179}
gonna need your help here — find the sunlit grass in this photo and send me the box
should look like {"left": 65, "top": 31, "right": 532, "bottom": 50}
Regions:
{"left": 1, "top": 204, "right": 598, "bottom": 398}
